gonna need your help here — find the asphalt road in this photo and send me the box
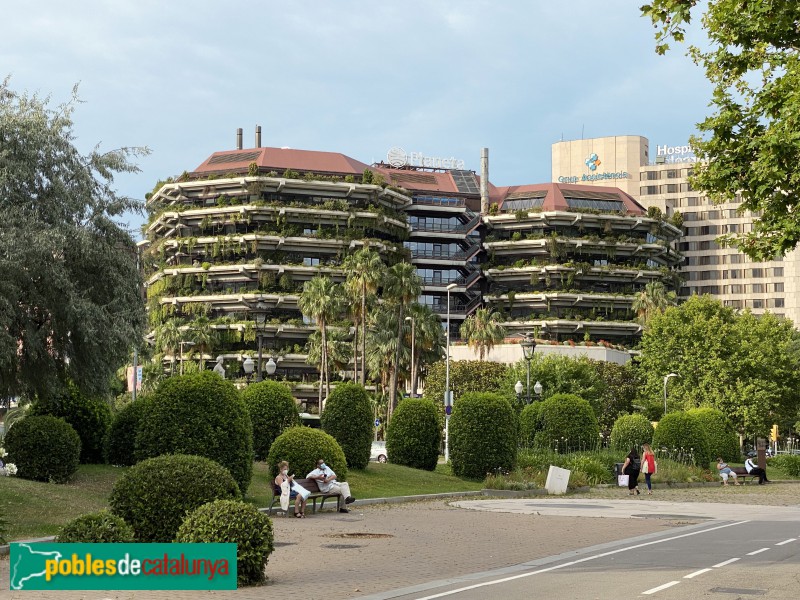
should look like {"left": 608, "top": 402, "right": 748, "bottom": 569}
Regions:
{"left": 364, "top": 518, "right": 800, "bottom": 599}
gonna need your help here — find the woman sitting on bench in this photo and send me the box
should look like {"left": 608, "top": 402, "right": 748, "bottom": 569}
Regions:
{"left": 716, "top": 457, "right": 740, "bottom": 486}
{"left": 275, "top": 460, "right": 308, "bottom": 518}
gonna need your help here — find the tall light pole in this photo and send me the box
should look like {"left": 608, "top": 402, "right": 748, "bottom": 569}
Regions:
{"left": 520, "top": 334, "right": 536, "bottom": 403}
{"left": 254, "top": 303, "right": 267, "bottom": 382}
{"left": 444, "top": 282, "right": 457, "bottom": 463}
{"left": 179, "top": 341, "right": 195, "bottom": 375}
{"left": 405, "top": 316, "right": 415, "bottom": 397}
{"left": 663, "top": 372, "right": 679, "bottom": 416}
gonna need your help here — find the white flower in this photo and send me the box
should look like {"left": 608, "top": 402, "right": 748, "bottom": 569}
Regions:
{"left": 4, "top": 463, "right": 17, "bottom": 476}
{"left": 0, "top": 447, "right": 7, "bottom": 458}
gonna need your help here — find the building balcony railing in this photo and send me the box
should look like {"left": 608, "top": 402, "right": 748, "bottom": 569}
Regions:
{"left": 428, "top": 294, "right": 482, "bottom": 317}
{"left": 413, "top": 196, "right": 466, "bottom": 208}
{"left": 410, "top": 212, "right": 481, "bottom": 235}
{"left": 410, "top": 242, "right": 481, "bottom": 262}
{"left": 419, "top": 268, "right": 481, "bottom": 289}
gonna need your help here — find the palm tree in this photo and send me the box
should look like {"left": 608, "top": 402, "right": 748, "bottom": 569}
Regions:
{"left": 189, "top": 316, "right": 216, "bottom": 370}
{"left": 299, "top": 276, "right": 344, "bottom": 408}
{"left": 343, "top": 247, "right": 384, "bottom": 385}
{"left": 459, "top": 307, "right": 507, "bottom": 360}
{"left": 155, "top": 320, "right": 182, "bottom": 375}
{"left": 365, "top": 307, "right": 399, "bottom": 407}
{"left": 632, "top": 281, "right": 677, "bottom": 325}
{"left": 305, "top": 328, "right": 352, "bottom": 387}
{"left": 406, "top": 303, "right": 445, "bottom": 396}
{"left": 383, "top": 262, "right": 422, "bottom": 418}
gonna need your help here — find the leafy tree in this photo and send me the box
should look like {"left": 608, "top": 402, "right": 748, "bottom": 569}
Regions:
{"left": 641, "top": 1, "right": 800, "bottom": 259}
{"left": 687, "top": 407, "right": 740, "bottom": 462}
{"left": 155, "top": 320, "right": 182, "bottom": 375}
{"left": 343, "top": 247, "right": 383, "bottom": 384}
{"left": 535, "top": 394, "right": 600, "bottom": 453}
{"left": 189, "top": 316, "right": 216, "bottom": 370}
{"left": 383, "top": 262, "right": 421, "bottom": 417}
{"left": 365, "top": 306, "right": 398, "bottom": 407}
{"left": 638, "top": 295, "right": 800, "bottom": 437}
{"left": 652, "top": 412, "right": 712, "bottom": 468}
{"left": 241, "top": 380, "right": 300, "bottom": 461}
{"left": 405, "top": 303, "right": 445, "bottom": 397}
{"left": 299, "top": 276, "right": 344, "bottom": 408}
{"left": 321, "top": 382, "right": 373, "bottom": 469}
{"left": 0, "top": 81, "right": 147, "bottom": 400}
{"left": 386, "top": 398, "right": 441, "bottom": 470}
{"left": 610, "top": 413, "right": 654, "bottom": 452}
{"left": 588, "top": 360, "right": 639, "bottom": 435}
{"left": 425, "top": 360, "right": 509, "bottom": 411}
{"left": 459, "top": 308, "right": 506, "bottom": 360}
{"left": 305, "top": 328, "right": 352, "bottom": 386}
{"left": 631, "top": 281, "right": 676, "bottom": 326}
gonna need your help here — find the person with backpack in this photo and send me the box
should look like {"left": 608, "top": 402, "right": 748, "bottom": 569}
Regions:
{"left": 622, "top": 447, "right": 642, "bottom": 495}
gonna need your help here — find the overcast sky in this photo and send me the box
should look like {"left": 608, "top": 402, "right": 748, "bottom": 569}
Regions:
{"left": 4, "top": 1, "right": 710, "bottom": 236}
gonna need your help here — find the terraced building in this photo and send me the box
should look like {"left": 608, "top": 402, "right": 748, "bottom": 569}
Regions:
{"left": 143, "top": 145, "right": 411, "bottom": 403}
{"left": 483, "top": 183, "right": 683, "bottom": 345}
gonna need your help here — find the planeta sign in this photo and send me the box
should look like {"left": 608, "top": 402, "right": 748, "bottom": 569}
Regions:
{"left": 386, "top": 147, "right": 465, "bottom": 170}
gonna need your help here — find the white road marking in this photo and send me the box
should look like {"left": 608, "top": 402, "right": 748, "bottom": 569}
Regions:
{"left": 746, "top": 547, "right": 770, "bottom": 556}
{"left": 642, "top": 581, "right": 680, "bottom": 595}
{"left": 413, "top": 520, "right": 750, "bottom": 600}
{"left": 684, "top": 568, "right": 712, "bottom": 579}
{"left": 712, "top": 557, "right": 740, "bottom": 567}
{"left": 775, "top": 538, "right": 796, "bottom": 546}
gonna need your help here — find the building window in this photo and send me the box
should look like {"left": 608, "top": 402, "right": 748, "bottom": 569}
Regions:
{"left": 772, "top": 267, "right": 784, "bottom": 276}
{"left": 640, "top": 185, "right": 659, "bottom": 195}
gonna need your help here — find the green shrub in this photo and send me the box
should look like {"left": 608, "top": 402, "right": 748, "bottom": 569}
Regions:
{"left": 104, "top": 397, "right": 149, "bottom": 466}
{"left": 450, "top": 392, "right": 518, "bottom": 479}
{"left": 176, "top": 500, "right": 274, "bottom": 587}
{"left": 29, "top": 383, "right": 111, "bottom": 464}
{"left": 109, "top": 454, "right": 240, "bottom": 542}
{"left": 57, "top": 511, "right": 135, "bottom": 543}
{"left": 266, "top": 427, "right": 347, "bottom": 480}
{"left": 610, "top": 413, "right": 654, "bottom": 452}
{"left": 321, "top": 382, "right": 373, "bottom": 469}
{"left": 519, "top": 402, "right": 543, "bottom": 448}
{"left": 136, "top": 372, "right": 254, "bottom": 493}
{"left": 241, "top": 380, "right": 300, "bottom": 461}
{"left": 652, "top": 412, "right": 712, "bottom": 469}
{"left": 386, "top": 399, "right": 441, "bottom": 471}
{"left": 686, "top": 407, "right": 740, "bottom": 462}
{"left": 768, "top": 454, "right": 800, "bottom": 477}
{"left": 5, "top": 415, "right": 81, "bottom": 483}
{"left": 534, "top": 394, "right": 600, "bottom": 452}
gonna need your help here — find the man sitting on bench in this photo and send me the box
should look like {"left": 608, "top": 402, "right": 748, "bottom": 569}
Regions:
{"left": 744, "top": 456, "right": 769, "bottom": 485}
{"left": 307, "top": 459, "right": 356, "bottom": 513}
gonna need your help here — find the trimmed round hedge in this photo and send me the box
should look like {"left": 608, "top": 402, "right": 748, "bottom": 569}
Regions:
{"left": 104, "top": 397, "right": 149, "bottom": 466}
{"left": 386, "top": 398, "right": 441, "bottom": 471}
{"left": 57, "top": 511, "right": 135, "bottom": 543}
{"left": 176, "top": 500, "right": 274, "bottom": 587}
{"left": 136, "top": 372, "right": 254, "bottom": 493}
{"left": 652, "top": 412, "right": 712, "bottom": 468}
{"left": 686, "top": 407, "right": 740, "bottom": 462}
{"left": 109, "top": 454, "right": 240, "bottom": 542}
{"left": 450, "top": 392, "right": 518, "bottom": 479}
{"left": 535, "top": 394, "right": 600, "bottom": 452}
{"left": 610, "top": 413, "right": 654, "bottom": 452}
{"left": 321, "top": 383, "right": 373, "bottom": 469}
{"left": 241, "top": 380, "right": 300, "bottom": 461}
{"left": 29, "top": 383, "right": 111, "bottom": 464}
{"left": 5, "top": 415, "right": 81, "bottom": 483}
{"left": 519, "top": 402, "right": 544, "bottom": 448}
{"left": 266, "top": 427, "right": 347, "bottom": 480}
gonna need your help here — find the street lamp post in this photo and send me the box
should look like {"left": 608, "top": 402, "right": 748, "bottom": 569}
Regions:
{"left": 265, "top": 356, "right": 277, "bottom": 377}
{"left": 533, "top": 380, "right": 543, "bottom": 400}
{"left": 179, "top": 341, "right": 195, "bottom": 375}
{"left": 663, "top": 372, "right": 679, "bottom": 416}
{"left": 405, "top": 316, "right": 415, "bottom": 397}
{"left": 254, "top": 308, "right": 267, "bottom": 382}
{"left": 444, "top": 282, "right": 457, "bottom": 463}
{"left": 242, "top": 357, "right": 255, "bottom": 383}
{"left": 520, "top": 334, "right": 536, "bottom": 403}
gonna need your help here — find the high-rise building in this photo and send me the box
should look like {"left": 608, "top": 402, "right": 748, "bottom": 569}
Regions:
{"left": 552, "top": 135, "right": 800, "bottom": 325}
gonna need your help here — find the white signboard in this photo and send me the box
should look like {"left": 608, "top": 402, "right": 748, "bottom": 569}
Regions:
{"left": 545, "top": 465, "right": 571, "bottom": 495}
{"left": 387, "top": 147, "right": 465, "bottom": 170}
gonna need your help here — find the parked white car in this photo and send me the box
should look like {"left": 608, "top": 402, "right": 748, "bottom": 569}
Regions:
{"left": 370, "top": 441, "right": 388, "bottom": 463}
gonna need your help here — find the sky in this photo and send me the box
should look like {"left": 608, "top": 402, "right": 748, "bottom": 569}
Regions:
{"left": 3, "top": 1, "right": 711, "bottom": 237}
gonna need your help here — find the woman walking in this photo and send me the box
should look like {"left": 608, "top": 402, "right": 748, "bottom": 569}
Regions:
{"left": 641, "top": 443, "right": 656, "bottom": 495}
{"left": 622, "top": 447, "right": 641, "bottom": 495}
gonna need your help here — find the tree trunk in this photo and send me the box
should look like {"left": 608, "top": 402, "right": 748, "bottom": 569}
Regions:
{"left": 389, "top": 306, "right": 404, "bottom": 419}
{"left": 360, "top": 282, "right": 367, "bottom": 386}
{"left": 352, "top": 320, "right": 359, "bottom": 383}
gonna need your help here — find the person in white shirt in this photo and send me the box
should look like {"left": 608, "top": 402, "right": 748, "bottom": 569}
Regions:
{"left": 307, "top": 459, "right": 356, "bottom": 513}
{"left": 744, "top": 457, "right": 769, "bottom": 484}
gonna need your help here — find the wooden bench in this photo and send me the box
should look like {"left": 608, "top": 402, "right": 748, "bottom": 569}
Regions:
{"left": 267, "top": 477, "right": 343, "bottom": 516}
{"left": 729, "top": 467, "right": 760, "bottom": 484}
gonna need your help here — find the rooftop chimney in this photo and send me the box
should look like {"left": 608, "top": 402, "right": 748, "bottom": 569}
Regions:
{"left": 236, "top": 128, "right": 243, "bottom": 150}
{"left": 480, "top": 147, "right": 489, "bottom": 215}
{"left": 255, "top": 125, "right": 262, "bottom": 148}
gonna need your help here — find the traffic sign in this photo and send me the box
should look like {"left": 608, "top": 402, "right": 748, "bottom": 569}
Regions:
{"left": 374, "top": 419, "right": 381, "bottom": 427}
{"left": 445, "top": 406, "right": 452, "bottom": 416}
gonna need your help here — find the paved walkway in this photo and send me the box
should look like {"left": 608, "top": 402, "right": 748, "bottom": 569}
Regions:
{"left": 0, "top": 499, "right": 667, "bottom": 599}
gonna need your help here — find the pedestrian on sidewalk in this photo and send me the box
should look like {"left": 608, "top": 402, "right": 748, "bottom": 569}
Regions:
{"left": 641, "top": 443, "right": 657, "bottom": 494}
{"left": 622, "top": 447, "right": 641, "bottom": 496}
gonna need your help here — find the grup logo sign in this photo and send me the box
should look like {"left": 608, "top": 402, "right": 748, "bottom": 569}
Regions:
{"left": 585, "top": 153, "right": 601, "bottom": 172}
{"left": 10, "top": 543, "right": 237, "bottom": 591}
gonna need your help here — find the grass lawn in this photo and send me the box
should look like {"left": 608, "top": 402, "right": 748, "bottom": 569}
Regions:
{"left": 1, "top": 461, "right": 480, "bottom": 542}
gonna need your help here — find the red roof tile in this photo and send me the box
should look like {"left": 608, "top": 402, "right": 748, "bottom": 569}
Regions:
{"left": 192, "top": 147, "right": 373, "bottom": 177}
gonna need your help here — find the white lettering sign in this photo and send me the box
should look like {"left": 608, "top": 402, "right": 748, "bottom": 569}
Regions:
{"left": 386, "top": 147, "right": 465, "bottom": 170}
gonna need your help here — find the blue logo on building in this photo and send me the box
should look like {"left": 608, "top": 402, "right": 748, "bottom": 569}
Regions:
{"left": 585, "top": 153, "right": 601, "bottom": 171}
